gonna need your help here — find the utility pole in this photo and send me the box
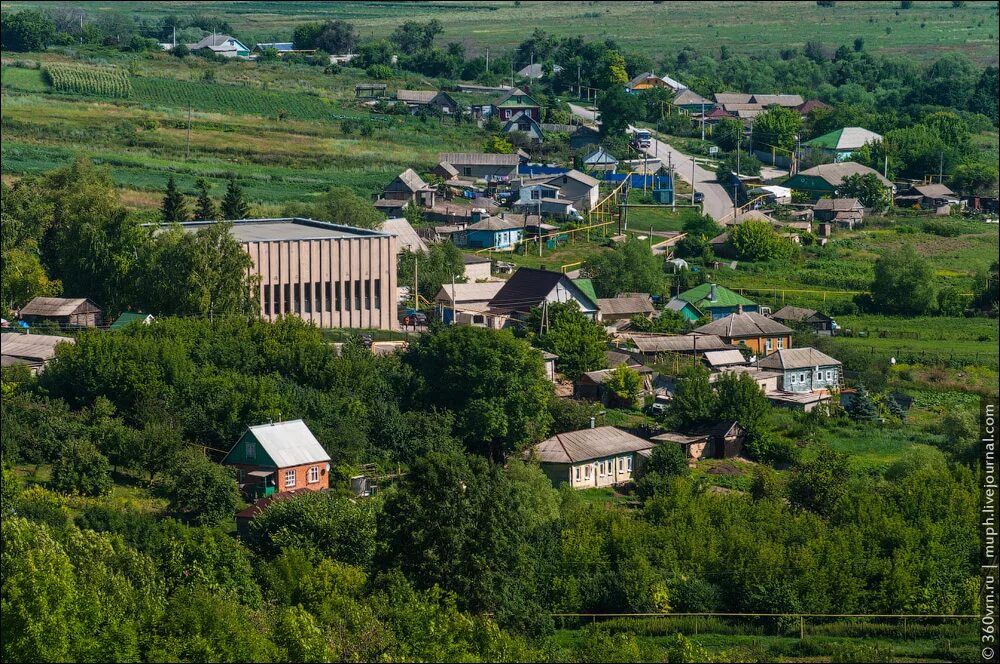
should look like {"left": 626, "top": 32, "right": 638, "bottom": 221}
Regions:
{"left": 577, "top": 61, "right": 582, "bottom": 99}
{"left": 668, "top": 151, "right": 675, "bottom": 211}
{"left": 938, "top": 151, "right": 944, "bottom": 183}
{"left": 701, "top": 101, "right": 705, "bottom": 141}
{"left": 748, "top": 119, "right": 753, "bottom": 155}
{"left": 413, "top": 255, "right": 419, "bottom": 311}
{"left": 185, "top": 105, "right": 192, "bottom": 161}
{"left": 485, "top": 47, "right": 489, "bottom": 73}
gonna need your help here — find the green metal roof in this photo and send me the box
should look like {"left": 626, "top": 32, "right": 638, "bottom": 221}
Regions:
{"left": 677, "top": 283, "right": 755, "bottom": 309}
{"left": 572, "top": 278, "right": 598, "bottom": 303}
{"left": 803, "top": 128, "right": 846, "bottom": 150}
{"left": 109, "top": 312, "right": 151, "bottom": 330}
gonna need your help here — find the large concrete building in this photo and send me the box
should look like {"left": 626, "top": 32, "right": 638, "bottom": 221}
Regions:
{"left": 180, "top": 218, "right": 399, "bottom": 330}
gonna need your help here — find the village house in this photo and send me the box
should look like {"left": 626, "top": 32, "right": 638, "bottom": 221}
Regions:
{"left": 668, "top": 283, "right": 758, "bottom": 321}
{"left": 627, "top": 333, "right": 737, "bottom": 359}
{"left": 491, "top": 87, "right": 542, "bottom": 121}
{"left": 693, "top": 310, "right": 794, "bottom": 356}
{"left": 109, "top": 312, "right": 155, "bottom": 331}
{"left": 672, "top": 89, "right": 713, "bottom": 114}
{"left": 378, "top": 217, "right": 428, "bottom": 254}
{"left": 375, "top": 168, "right": 436, "bottom": 211}
{"left": 813, "top": 197, "right": 865, "bottom": 229}
{"left": 0, "top": 333, "right": 75, "bottom": 374}
{"left": 502, "top": 111, "right": 545, "bottom": 143}
{"left": 437, "top": 152, "right": 519, "bottom": 181}
{"left": 770, "top": 306, "right": 836, "bottom": 334}
{"left": 174, "top": 218, "right": 398, "bottom": 330}
{"left": 461, "top": 253, "right": 493, "bottom": 281}
{"left": 516, "top": 63, "right": 563, "bottom": 80}
{"left": 435, "top": 281, "right": 505, "bottom": 326}
{"left": 253, "top": 42, "right": 295, "bottom": 54}
{"left": 756, "top": 347, "right": 843, "bottom": 411}
{"left": 794, "top": 99, "right": 831, "bottom": 117}
{"left": 395, "top": 89, "right": 459, "bottom": 114}
{"left": 596, "top": 295, "right": 656, "bottom": 323}
{"left": 626, "top": 72, "right": 687, "bottom": 94}
{"left": 545, "top": 169, "right": 601, "bottom": 211}
{"left": 652, "top": 421, "right": 746, "bottom": 461}
{"left": 582, "top": 147, "right": 619, "bottom": 172}
{"left": 802, "top": 127, "right": 883, "bottom": 164}
{"left": 186, "top": 34, "right": 251, "bottom": 57}
{"left": 19, "top": 297, "right": 102, "bottom": 329}
{"left": 529, "top": 426, "right": 655, "bottom": 489}
{"left": 783, "top": 162, "right": 894, "bottom": 201}
{"left": 701, "top": 349, "right": 749, "bottom": 371}
{"left": 223, "top": 419, "right": 332, "bottom": 500}
{"left": 453, "top": 213, "right": 523, "bottom": 250}
{"left": 488, "top": 267, "right": 599, "bottom": 325}
{"left": 895, "top": 183, "right": 962, "bottom": 211}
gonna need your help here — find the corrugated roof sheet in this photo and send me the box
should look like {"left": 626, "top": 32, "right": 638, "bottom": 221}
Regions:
{"left": 694, "top": 312, "right": 793, "bottom": 338}
{"left": 630, "top": 334, "right": 734, "bottom": 353}
{"left": 756, "top": 347, "right": 841, "bottom": 370}
{"left": 0, "top": 333, "right": 75, "bottom": 361}
{"left": 714, "top": 92, "right": 753, "bottom": 105}
{"left": 490, "top": 268, "right": 596, "bottom": 314}
{"left": 814, "top": 198, "right": 861, "bottom": 211}
{"left": 770, "top": 305, "right": 820, "bottom": 321}
{"left": 396, "top": 89, "right": 438, "bottom": 104}
{"left": 793, "top": 162, "right": 892, "bottom": 188}
{"left": 438, "top": 152, "right": 519, "bottom": 167}
{"left": 436, "top": 281, "right": 505, "bottom": 303}
{"left": 245, "top": 419, "right": 331, "bottom": 466}
{"left": 677, "top": 283, "right": 756, "bottom": 309}
{"left": 547, "top": 169, "right": 600, "bottom": 189}
{"left": 703, "top": 349, "right": 747, "bottom": 367}
{"left": 532, "top": 426, "right": 654, "bottom": 464}
{"left": 910, "top": 183, "right": 956, "bottom": 198}
{"left": 804, "top": 127, "right": 882, "bottom": 151}
{"left": 20, "top": 297, "right": 98, "bottom": 317}
{"left": 379, "top": 217, "right": 428, "bottom": 253}
{"left": 597, "top": 297, "right": 656, "bottom": 316}
{"left": 751, "top": 94, "right": 804, "bottom": 107}
{"left": 392, "top": 168, "right": 430, "bottom": 192}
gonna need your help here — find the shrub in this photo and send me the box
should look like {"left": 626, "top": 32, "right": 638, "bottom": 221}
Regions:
{"left": 366, "top": 64, "right": 393, "bottom": 80}
{"left": 50, "top": 439, "right": 112, "bottom": 496}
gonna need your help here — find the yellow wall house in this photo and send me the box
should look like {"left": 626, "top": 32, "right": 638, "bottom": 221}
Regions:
{"left": 692, "top": 310, "right": 794, "bottom": 356}
{"left": 528, "top": 426, "right": 655, "bottom": 489}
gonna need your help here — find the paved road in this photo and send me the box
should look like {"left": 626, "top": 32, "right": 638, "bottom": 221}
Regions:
{"left": 567, "top": 103, "right": 734, "bottom": 222}
{"left": 639, "top": 133, "right": 734, "bottom": 222}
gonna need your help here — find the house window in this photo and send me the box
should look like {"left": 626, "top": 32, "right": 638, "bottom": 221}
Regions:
{"left": 777, "top": 337, "right": 784, "bottom": 350}
{"left": 343, "top": 281, "right": 351, "bottom": 310}
{"left": 284, "top": 469, "right": 296, "bottom": 487}
{"left": 463, "top": 167, "right": 472, "bottom": 177}
{"left": 585, "top": 465, "right": 591, "bottom": 479}
{"left": 618, "top": 457, "right": 624, "bottom": 472}
{"left": 826, "top": 370, "right": 834, "bottom": 381}
{"left": 308, "top": 467, "right": 320, "bottom": 483}
{"left": 364, "top": 280, "right": 371, "bottom": 310}
{"left": 246, "top": 440, "right": 255, "bottom": 459}
{"left": 575, "top": 467, "right": 581, "bottom": 481}
{"left": 627, "top": 456, "right": 633, "bottom": 471}
{"left": 800, "top": 372, "right": 807, "bottom": 383}
{"left": 790, "top": 373, "right": 797, "bottom": 385}
{"left": 284, "top": 284, "right": 291, "bottom": 313}
{"left": 304, "top": 282, "right": 312, "bottom": 313}
{"left": 765, "top": 338, "right": 772, "bottom": 352}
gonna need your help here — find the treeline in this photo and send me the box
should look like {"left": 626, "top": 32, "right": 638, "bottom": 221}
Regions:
{"left": 0, "top": 158, "right": 256, "bottom": 320}
{"left": 1, "top": 317, "right": 983, "bottom": 661}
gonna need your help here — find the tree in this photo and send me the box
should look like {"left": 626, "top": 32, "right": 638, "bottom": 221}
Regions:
{"left": 397, "top": 242, "right": 465, "bottom": 303}
{"left": 597, "top": 49, "right": 629, "bottom": 88}
{"left": 404, "top": 326, "right": 553, "bottom": 459}
{"left": 720, "top": 150, "right": 761, "bottom": 178}
{"left": 581, "top": 239, "right": 666, "bottom": 297}
{"left": 193, "top": 178, "right": 217, "bottom": 221}
{"left": 315, "top": 20, "right": 358, "bottom": 54}
{"left": 291, "top": 21, "right": 324, "bottom": 49}
{"left": 729, "top": 219, "right": 792, "bottom": 261}
{"left": 220, "top": 177, "right": 249, "bottom": 219}
{"left": 156, "top": 450, "right": 241, "bottom": 526}
{"left": 308, "top": 185, "right": 383, "bottom": 229}
{"left": 752, "top": 106, "right": 802, "bottom": 152}
{"left": 596, "top": 86, "right": 641, "bottom": 139}
{"left": 50, "top": 439, "right": 113, "bottom": 496}
{"left": 971, "top": 262, "right": 998, "bottom": 314}
{"left": 527, "top": 301, "right": 608, "bottom": 380}
{"left": 390, "top": 19, "right": 443, "bottom": 55}
{"left": 161, "top": 175, "right": 189, "bottom": 223}
{"left": 950, "top": 161, "right": 999, "bottom": 197}
{"left": 714, "top": 372, "right": 773, "bottom": 460}
{"left": 788, "top": 448, "right": 851, "bottom": 516}
{"left": 628, "top": 309, "right": 687, "bottom": 334}
{"left": 868, "top": 244, "right": 936, "bottom": 315}
{"left": 604, "top": 364, "right": 644, "bottom": 409}
{"left": 1, "top": 10, "right": 55, "bottom": 51}
{"left": 355, "top": 39, "right": 395, "bottom": 68}
{"left": 969, "top": 66, "right": 999, "bottom": 125}
{"left": 846, "top": 384, "right": 878, "bottom": 422}
{"left": 838, "top": 172, "right": 891, "bottom": 211}
{"left": 936, "top": 286, "right": 968, "bottom": 316}
{"left": 713, "top": 117, "right": 744, "bottom": 152}
{"left": 670, "top": 364, "right": 716, "bottom": 430}
{"left": 483, "top": 135, "right": 514, "bottom": 154}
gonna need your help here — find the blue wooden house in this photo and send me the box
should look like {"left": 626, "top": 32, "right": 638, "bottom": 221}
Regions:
{"left": 458, "top": 214, "right": 523, "bottom": 251}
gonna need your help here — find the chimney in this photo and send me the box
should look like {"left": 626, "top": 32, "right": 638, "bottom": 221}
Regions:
{"left": 709, "top": 283, "right": 717, "bottom": 302}
{"left": 737, "top": 304, "right": 743, "bottom": 314}
{"left": 589, "top": 417, "right": 596, "bottom": 429}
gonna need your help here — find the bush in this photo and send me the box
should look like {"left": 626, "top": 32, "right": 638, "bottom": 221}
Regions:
{"left": 923, "top": 220, "right": 962, "bottom": 237}
{"left": 50, "top": 439, "right": 113, "bottom": 496}
{"left": 366, "top": 64, "right": 393, "bottom": 80}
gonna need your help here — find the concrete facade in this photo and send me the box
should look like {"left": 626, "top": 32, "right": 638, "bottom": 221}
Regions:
{"left": 180, "top": 219, "right": 398, "bottom": 330}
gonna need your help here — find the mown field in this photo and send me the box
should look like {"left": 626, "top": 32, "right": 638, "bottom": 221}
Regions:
{"left": 2, "top": 1, "right": 997, "bottom": 65}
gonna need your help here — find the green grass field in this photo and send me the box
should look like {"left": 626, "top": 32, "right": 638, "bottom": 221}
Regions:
{"left": 3, "top": 1, "right": 997, "bottom": 65}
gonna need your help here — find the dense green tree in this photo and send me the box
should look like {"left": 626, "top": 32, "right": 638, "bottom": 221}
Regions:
{"left": 315, "top": 19, "right": 358, "bottom": 54}
{"left": 838, "top": 172, "right": 892, "bottom": 211}
{"left": 1, "top": 9, "right": 55, "bottom": 51}
{"left": 628, "top": 309, "right": 688, "bottom": 333}
{"left": 548, "top": 397, "right": 602, "bottom": 433}
{"left": 604, "top": 364, "right": 644, "bottom": 409}
{"left": 582, "top": 238, "right": 666, "bottom": 297}
{"left": 597, "top": 85, "right": 642, "bottom": 139}
{"left": 669, "top": 364, "right": 716, "bottom": 430}
{"left": 972, "top": 261, "right": 999, "bottom": 314}
{"left": 390, "top": 19, "right": 443, "bottom": 55}
{"left": 788, "top": 448, "right": 851, "bottom": 516}
{"left": 405, "top": 326, "right": 553, "bottom": 459}
{"left": 397, "top": 242, "right": 466, "bottom": 304}
{"left": 950, "top": 161, "right": 999, "bottom": 197}
{"left": 526, "top": 301, "right": 608, "bottom": 380}
{"left": 220, "top": 176, "right": 249, "bottom": 219}
{"left": 752, "top": 105, "right": 802, "bottom": 151}
{"left": 846, "top": 384, "right": 878, "bottom": 422}
{"left": 729, "top": 219, "right": 793, "bottom": 261}
{"left": 868, "top": 244, "right": 936, "bottom": 315}
{"left": 156, "top": 451, "right": 241, "bottom": 526}
{"left": 50, "top": 439, "right": 113, "bottom": 497}
{"left": 193, "top": 178, "right": 217, "bottom": 221}
{"left": 161, "top": 175, "right": 189, "bottom": 223}
{"left": 713, "top": 117, "right": 744, "bottom": 151}
{"left": 969, "top": 66, "right": 999, "bottom": 124}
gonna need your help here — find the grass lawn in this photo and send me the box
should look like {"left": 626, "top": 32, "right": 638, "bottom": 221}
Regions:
{"left": 5, "top": 1, "right": 996, "bottom": 65}
{"left": 624, "top": 205, "right": 703, "bottom": 234}
{"left": 13, "top": 464, "right": 171, "bottom": 516}
{"left": 497, "top": 236, "right": 611, "bottom": 272}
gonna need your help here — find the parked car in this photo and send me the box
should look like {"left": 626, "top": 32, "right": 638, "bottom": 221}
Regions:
{"left": 401, "top": 311, "right": 428, "bottom": 326}
{"left": 693, "top": 192, "right": 705, "bottom": 204}
{"left": 647, "top": 394, "right": 670, "bottom": 415}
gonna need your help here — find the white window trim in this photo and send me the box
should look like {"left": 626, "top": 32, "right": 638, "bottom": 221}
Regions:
{"left": 627, "top": 456, "right": 633, "bottom": 471}
{"left": 284, "top": 469, "right": 296, "bottom": 488}
{"left": 308, "top": 466, "right": 320, "bottom": 484}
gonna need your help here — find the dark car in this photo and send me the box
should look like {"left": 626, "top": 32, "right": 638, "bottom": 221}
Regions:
{"left": 401, "top": 311, "right": 428, "bottom": 326}
{"left": 693, "top": 192, "right": 705, "bottom": 204}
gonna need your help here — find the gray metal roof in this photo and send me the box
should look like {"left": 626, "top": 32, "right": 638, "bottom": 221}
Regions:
{"left": 246, "top": 419, "right": 331, "bottom": 466}
{"left": 20, "top": 297, "right": 99, "bottom": 317}
{"left": 631, "top": 334, "right": 734, "bottom": 353}
{"left": 703, "top": 350, "right": 747, "bottom": 368}
{"left": 756, "top": 347, "right": 841, "bottom": 370}
{"left": 531, "top": 426, "right": 654, "bottom": 464}
{"left": 438, "top": 152, "right": 519, "bottom": 167}
{"left": 380, "top": 217, "right": 428, "bottom": 253}
{"left": 693, "top": 312, "right": 793, "bottom": 338}
{"left": 597, "top": 297, "right": 655, "bottom": 316}
{"left": 171, "top": 218, "right": 392, "bottom": 242}
{"left": 0, "top": 333, "right": 75, "bottom": 361}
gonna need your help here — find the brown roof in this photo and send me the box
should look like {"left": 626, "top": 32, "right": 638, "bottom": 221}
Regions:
{"left": 530, "top": 426, "right": 654, "bottom": 464}
{"left": 714, "top": 92, "right": 753, "bottom": 105}
{"left": 909, "top": 183, "right": 956, "bottom": 198}
{"left": 796, "top": 162, "right": 893, "bottom": 188}
{"left": 693, "top": 311, "right": 793, "bottom": 338}
{"left": 392, "top": 168, "right": 430, "bottom": 193}
{"left": 466, "top": 215, "right": 521, "bottom": 231}
{"left": 438, "top": 152, "right": 519, "bottom": 167}
{"left": 597, "top": 297, "right": 656, "bottom": 317}
{"left": 630, "top": 334, "right": 735, "bottom": 354}
{"left": 750, "top": 93, "right": 804, "bottom": 107}
{"left": 814, "top": 198, "right": 862, "bottom": 211}
{"left": 20, "top": 297, "right": 100, "bottom": 317}
{"left": 756, "top": 347, "right": 841, "bottom": 370}
{"left": 396, "top": 89, "right": 438, "bottom": 104}
{"left": 672, "top": 89, "right": 710, "bottom": 106}
{"left": 796, "top": 99, "right": 831, "bottom": 114}
{"left": 547, "top": 169, "right": 600, "bottom": 189}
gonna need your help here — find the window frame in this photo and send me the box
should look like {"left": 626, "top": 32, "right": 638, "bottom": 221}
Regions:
{"left": 308, "top": 466, "right": 320, "bottom": 484}
{"left": 284, "top": 469, "right": 296, "bottom": 488}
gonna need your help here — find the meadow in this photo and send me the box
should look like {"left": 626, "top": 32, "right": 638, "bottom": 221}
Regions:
{"left": 3, "top": 1, "right": 997, "bottom": 65}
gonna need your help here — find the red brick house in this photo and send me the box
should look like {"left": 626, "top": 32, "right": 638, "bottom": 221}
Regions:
{"left": 222, "top": 419, "right": 332, "bottom": 500}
